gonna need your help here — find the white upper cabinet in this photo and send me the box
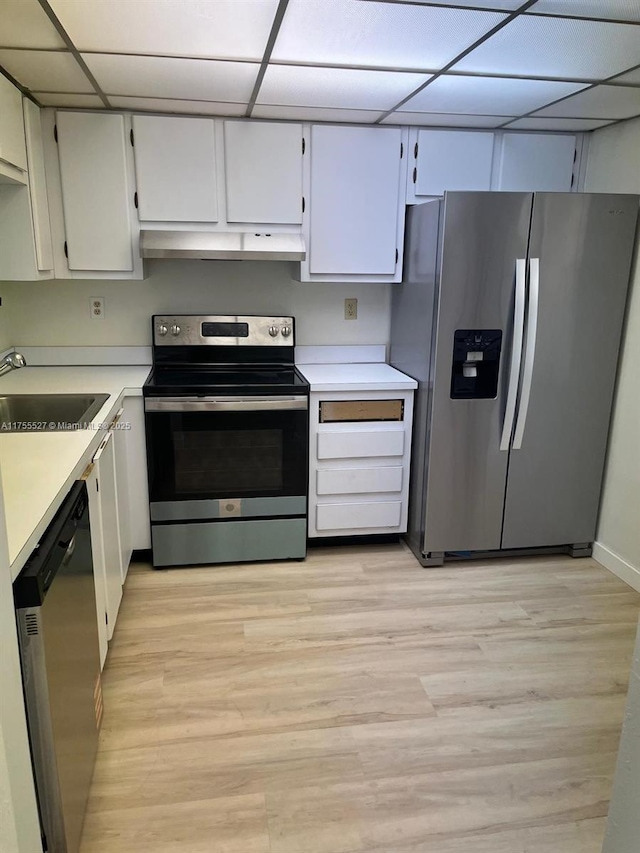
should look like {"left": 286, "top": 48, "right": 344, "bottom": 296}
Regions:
{"left": 23, "top": 99, "right": 53, "bottom": 271}
{"left": 0, "top": 75, "right": 27, "bottom": 174}
{"left": 224, "top": 120, "right": 303, "bottom": 224}
{"left": 56, "top": 111, "right": 135, "bottom": 271}
{"left": 132, "top": 114, "right": 218, "bottom": 222}
{"left": 408, "top": 129, "right": 494, "bottom": 199}
{"left": 497, "top": 132, "right": 577, "bottom": 192}
{"left": 304, "top": 124, "right": 406, "bottom": 281}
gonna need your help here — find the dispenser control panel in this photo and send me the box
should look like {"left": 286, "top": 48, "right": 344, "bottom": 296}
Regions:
{"left": 450, "top": 329, "right": 502, "bottom": 399}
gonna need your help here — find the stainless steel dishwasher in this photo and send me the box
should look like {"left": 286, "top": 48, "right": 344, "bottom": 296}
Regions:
{"left": 14, "top": 480, "right": 102, "bottom": 853}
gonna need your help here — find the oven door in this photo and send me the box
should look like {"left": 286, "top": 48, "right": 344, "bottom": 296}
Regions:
{"left": 145, "top": 395, "right": 308, "bottom": 522}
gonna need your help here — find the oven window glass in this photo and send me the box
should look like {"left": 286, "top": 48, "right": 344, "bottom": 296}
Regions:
{"left": 174, "top": 428, "right": 283, "bottom": 494}
{"left": 146, "top": 408, "right": 308, "bottom": 502}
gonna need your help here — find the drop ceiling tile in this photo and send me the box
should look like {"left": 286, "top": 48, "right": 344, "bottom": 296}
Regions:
{"left": 0, "top": 49, "right": 94, "bottom": 92}
{"left": 258, "top": 65, "right": 429, "bottom": 111}
{"left": 381, "top": 112, "right": 513, "bottom": 127}
{"left": 83, "top": 54, "right": 258, "bottom": 102}
{"left": 272, "top": 0, "right": 506, "bottom": 70}
{"left": 506, "top": 116, "right": 615, "bottom": 130}
{"left": 611, "top": 67, "right": 640, "bottom": 85}
{"left": 399, "top": 75, "right": 588, "bottom": 115}
{"left": 49, "top": 0, "right": 279, "bottom": 60}
{"left": 455, "top": 16, "right": 640, "bottom": 80}
{"left": 33, "top": 92, "right": 105, "bottom": 108}
{"left": 529, "top": 1, "right": 640, "bottom": 23}
{"left": 532, "top": 84, "right": 640, "bottom": 118}
{"left": 407, "top": 0, "right": 522, "bottom": 8}
{"left": 252, "top": 104, "right": 384, "bottom": 123}
{"left": 0, "top": 0, "right": 66, "bottom": 49}
{"left": 109, "top": 97, "right": 247, "bottom": 116}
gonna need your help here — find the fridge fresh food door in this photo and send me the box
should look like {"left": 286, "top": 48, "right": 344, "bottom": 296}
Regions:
{"left": 501, "top": 192, "right": 639, "bottom": 549}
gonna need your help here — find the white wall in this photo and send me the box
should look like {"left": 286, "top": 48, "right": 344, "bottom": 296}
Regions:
{"left": 584, "top": 117, "right": 640, "bottom": 590}
{"left": 0, "top": 469, "right": 42, "bottom": 853}
{"left": 0, "top": 259, "right": 391, "bottom": 347}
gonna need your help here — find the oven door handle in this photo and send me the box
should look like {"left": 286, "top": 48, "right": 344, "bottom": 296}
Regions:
{"left": 144, "top": 395, "right": 308, "bottom": 412}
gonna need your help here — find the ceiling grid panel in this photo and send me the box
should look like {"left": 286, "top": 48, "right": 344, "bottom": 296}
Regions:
{"left": 35, "top": 0, "right": 111, "bottom": 107}
{"left": 0, "top": 0, "right": 636, "bottom": 130}
{"left": 374, "top": 0, "right": 540, "bottom": 123}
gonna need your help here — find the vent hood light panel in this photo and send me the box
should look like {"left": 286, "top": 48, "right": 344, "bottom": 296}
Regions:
{"left": 140, "top": 231, "right": 306, "bottom": 261}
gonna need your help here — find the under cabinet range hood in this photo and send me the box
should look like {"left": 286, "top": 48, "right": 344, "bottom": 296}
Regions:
{"left": 140, "top": 230, "right": 306, "bottom": 261}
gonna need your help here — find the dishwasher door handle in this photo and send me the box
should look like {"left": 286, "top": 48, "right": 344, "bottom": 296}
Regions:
{"left": 61, "top": 535, "right": 76, "bottom": 566}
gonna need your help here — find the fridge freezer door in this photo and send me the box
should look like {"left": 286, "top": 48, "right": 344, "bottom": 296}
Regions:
{"left": 501, "top": 192, "right": 639, "bottom": 549}
{"left": 423, "top": 191, "right": 533, "bottom": 554}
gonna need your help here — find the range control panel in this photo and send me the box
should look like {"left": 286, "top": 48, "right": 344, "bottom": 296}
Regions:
{"left": 153, "top": 315, "right": 295, "bottom": 347}
{"left": 450, "top": 329, "right": 502, "bottom": 399}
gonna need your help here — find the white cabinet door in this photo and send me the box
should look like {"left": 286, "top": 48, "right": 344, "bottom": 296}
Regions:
{"left": 112, "top": 409, "right": 133, "bottom": 582}
{"left": 86, "top": 464, "right": 108, "bottom": 669}
{"left": 0, "top": 75, "right": 27, "bottom": 171}
{"left": 123, "top": 397, "right": 151, "bottom": 551}
{"left": 23, "top": 99, "right": 53, "bottom": 271}
{"left": 91, "top": 431, "right": 123, "bottom": 641}
{"left": 132, "top": 114, "right": 217, "bottom": 222}
{"left": 412, "top": 129, "right": 494, "bottom": 197}
{"left": 224, "top": 120, "right": 302, "bottom": 224}
{"left": 308, "top": 125, "right": 403, "bottom": 276}
{"left": 57, "top": 111, "right": 134, "bottom": 270}
{"left": 497, "top": 133, "right": 577, "bottom": 192}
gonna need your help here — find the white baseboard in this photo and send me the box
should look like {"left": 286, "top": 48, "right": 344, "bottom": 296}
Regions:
{"left": 593, "top": 542, "right": 640, "bottom": 593}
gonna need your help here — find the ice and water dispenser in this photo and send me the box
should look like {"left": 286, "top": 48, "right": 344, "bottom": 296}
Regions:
{"left": 450, "top": 329, "right": 502, "bottom": 399}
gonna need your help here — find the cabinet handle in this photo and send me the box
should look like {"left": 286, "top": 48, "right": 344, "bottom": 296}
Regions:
{"left": 414, "top": 142, "right": 418, "bottom": 159}
{"left": 110, "top": 407, "right": 124, "bottom": 429}
{"left": 134, "top": 191, "right": 138, "bottom": 209}
{"left": 302, "top": 196, "right": 305, "bottom": 213}
{"left": 54, "top": 124, "right": 58, "bottom": 143}
{"left": 412, "top": 167, "right": 417, "bottom": 184}
{"left": 400, "top": 142, "right": 403, "bottom": 159}
{"left": 63, "top": 241, "right": 68, "bottom": 258}
{"left": 395, "top": 248, "right": 399, "bottom": 264}
{"left": 80, "top": 461, "right": 94, "bottom": 481}
{"left": 302, "top": 137, "right": 306, "bottom": 155}
{"left": 130, "top": 128, "right": 134, "bottom": 147}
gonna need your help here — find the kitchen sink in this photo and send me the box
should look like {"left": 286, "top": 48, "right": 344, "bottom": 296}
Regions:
{"left": 0, "top": 394, "right": 109, "bottom": 432}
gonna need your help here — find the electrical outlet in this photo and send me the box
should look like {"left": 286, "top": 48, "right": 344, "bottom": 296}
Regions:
{"left": 344, "top": 298, "right": 358, "bottom": 320}
{"left": 90, "top": 297, "right": 105, "bottom": 320}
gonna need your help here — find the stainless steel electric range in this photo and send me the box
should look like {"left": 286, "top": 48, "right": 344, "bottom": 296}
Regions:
{"left": 143, "top": 315, "right": 309, "bottom": 567}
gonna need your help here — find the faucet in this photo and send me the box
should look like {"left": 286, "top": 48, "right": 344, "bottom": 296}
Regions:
{"left": 0, "top": 352, "right": 27, "bottom": 377}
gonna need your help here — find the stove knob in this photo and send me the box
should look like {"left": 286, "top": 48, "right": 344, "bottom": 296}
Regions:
{"left": 268, "top": 326, "right": 279, "bottom": 337}
{"left": 157, "top": 324, "right": 168, "bottom": 336}
{"left": 281, "top": 326, "right": 292, "bottom": 338}
{"left": 170, "top": 324, "right": 181, "bottom": 337}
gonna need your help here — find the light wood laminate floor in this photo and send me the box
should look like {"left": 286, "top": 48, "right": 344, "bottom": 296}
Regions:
{"left": 80, "top": 545, "right": 640, "bottom": 853}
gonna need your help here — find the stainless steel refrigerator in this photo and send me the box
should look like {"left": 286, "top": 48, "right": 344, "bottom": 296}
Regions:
{"left": 390, "top": 192, "right": 638, "bottom": 566}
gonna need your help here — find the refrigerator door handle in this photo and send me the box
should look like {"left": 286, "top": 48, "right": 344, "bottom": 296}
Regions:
{"left": 500, "top": 258, "right": 527, "bottom": 451}
{"left": 512, "top": 257, "right": 540, "bottom": 450}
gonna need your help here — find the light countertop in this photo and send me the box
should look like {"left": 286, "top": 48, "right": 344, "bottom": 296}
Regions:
{"left": 0, "top": 365, "right": 150, "bottom": 578}
{"left": 297, "top": 362, "right": 417, "bottom": 392}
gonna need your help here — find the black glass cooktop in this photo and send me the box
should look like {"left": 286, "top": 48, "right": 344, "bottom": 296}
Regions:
{"left": 144, "top": 365, "right": 309, "bottom": 396}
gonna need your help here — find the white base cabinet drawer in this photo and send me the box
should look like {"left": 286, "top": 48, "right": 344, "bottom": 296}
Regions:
{"left": 316, "top": 501, "right": 402, "bottom": 531}
{"left": 308, "top": 388, "right": 415, "bottom": 538}
{"left": 317, "top": 466, "right": 403, "bottom": 495}
{"left": 317, "top": 429, "right": 404, "bottom": 459}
